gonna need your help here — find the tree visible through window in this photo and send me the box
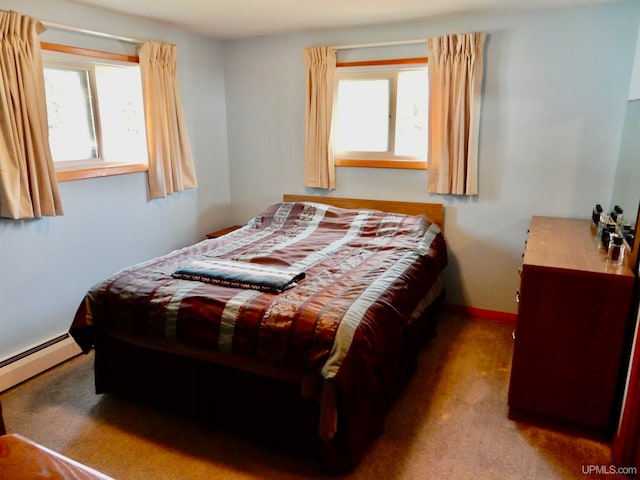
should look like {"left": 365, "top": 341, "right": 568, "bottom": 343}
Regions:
{"left": 333, "top": 59, "right": 428, "bottom": 169}
{"left": 44, "top": 67, "right": 97, "bottom": 161}
{"left": 42, "top": 49, "right": 147, "bottom": 169}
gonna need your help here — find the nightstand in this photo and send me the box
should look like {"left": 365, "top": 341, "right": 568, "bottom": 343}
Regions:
{"left": 205, "top": 225, "right": 243, "bottom": 239}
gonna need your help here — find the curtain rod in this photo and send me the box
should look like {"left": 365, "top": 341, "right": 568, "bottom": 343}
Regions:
{"left": 331, "top": 38, "right": 427, "bottom": 51}
{"left": 41, "top": 20, "right": 145, "bottom": 45}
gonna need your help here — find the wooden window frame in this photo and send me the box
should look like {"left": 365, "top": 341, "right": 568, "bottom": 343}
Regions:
{"left": 41, "top": 42, "right": 148, "bottom": 182}
{"left": 334, "top": 57, "right": 428, "bottom": 170}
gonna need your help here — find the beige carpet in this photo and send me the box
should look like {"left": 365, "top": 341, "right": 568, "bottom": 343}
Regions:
{"left": 0, "top": 312, "right": 624, "bottom": 479}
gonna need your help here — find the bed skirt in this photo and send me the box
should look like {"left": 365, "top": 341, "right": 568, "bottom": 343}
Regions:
{"left": 92, "top": 289, "right": 445, "bottom": 473}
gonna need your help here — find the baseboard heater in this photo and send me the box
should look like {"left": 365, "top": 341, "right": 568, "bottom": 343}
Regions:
{"left": 0, "top": 333, "right": 81, "bottom": 392}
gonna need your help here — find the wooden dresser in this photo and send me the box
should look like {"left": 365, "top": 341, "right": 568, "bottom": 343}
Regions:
{"left": 508, "top": 216, "right": 635, "bottom": 437}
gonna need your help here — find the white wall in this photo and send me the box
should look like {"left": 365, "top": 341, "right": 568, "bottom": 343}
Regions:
{"left": 0, "top": 0, "right": 231, "bottom": 361}
{"left": 224, "top": 1, "right": 640, "bottom": 314}
{"left": 629, "top": 19, "right": 640, "bottom": 101}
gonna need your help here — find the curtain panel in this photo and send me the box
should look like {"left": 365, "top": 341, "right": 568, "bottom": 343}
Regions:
{"left": 138, "top": 41, "right": 197, "bottom": 199}
{"left": 0, "top": 10, "right": 63, "bottom": 219}
{"left": 303, "top": 46, "right": 336, "bottom": 190}
{"left": 427, "top": 32, "right": 486, "bottom": 196}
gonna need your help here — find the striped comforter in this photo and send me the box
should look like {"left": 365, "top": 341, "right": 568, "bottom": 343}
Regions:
{"left": 71, "top": 201, "right": 447, "bottom": 388}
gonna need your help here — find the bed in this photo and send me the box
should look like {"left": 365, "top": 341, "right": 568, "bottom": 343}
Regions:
{"left": 69, "top": 195, "right": 447, "bottom": 472}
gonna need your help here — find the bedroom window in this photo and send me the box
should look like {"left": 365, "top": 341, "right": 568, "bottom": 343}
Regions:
{"left": 42, "top": 44, "right": 148, "bottom": 181}
{"left": 333, "top": 58, "right": 428, "bottom": 170}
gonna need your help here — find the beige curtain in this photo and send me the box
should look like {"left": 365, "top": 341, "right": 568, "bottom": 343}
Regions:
{"left": 138, "top": 41, "right": 197, "bottom": 199}
{"left": 303, "top": 46, "right": 336, "bottom": 190}
{"left": 427, "top": 32, "right": 486, "bottom": 195}
{"left": 0, "top": 10, "right": 63, "bottom": 219}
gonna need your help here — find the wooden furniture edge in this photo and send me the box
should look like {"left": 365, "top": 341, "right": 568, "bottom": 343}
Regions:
{"left": 282, "top": 194, "right": 444, "bottom": 228}
{"left": 206, "top": 225, "right": 243, "bottom": 239}
{"left": 0, "top": 433, "right": 113, "bottom": 479}
{"left": 0, "top": 399, "right": 5, "bottom": 435}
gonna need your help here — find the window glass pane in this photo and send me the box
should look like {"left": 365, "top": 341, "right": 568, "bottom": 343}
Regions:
{"left": 335, "top": 79, "right": 389, "bottom": 152}
{"left": 44, "top": 68, "right": 97, "bottom": 161}
{"left": 95, "top": 65, "right": 147, "bottom": 163}
{"left": 395, "top": 69, "right": 428, "bottom": 158}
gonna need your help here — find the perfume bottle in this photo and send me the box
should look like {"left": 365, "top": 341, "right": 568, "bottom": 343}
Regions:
{"left": 608, "top": 234, "right": 625, "bottom": 265}
{"left": 610, "top": 206, "right": 624, "bottom": 226}
{"left": 602, "top": 223, "right": 617, "bottom": 252}
{"left": 592, "top": 204, "right": 603, "bottom": 225}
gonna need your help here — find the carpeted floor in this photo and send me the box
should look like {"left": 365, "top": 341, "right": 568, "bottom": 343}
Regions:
{"left": 0, "top": 312, "right": 626, "bottom": 479}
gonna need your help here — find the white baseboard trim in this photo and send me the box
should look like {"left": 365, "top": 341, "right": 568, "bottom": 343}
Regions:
{"left": 0, "top": 336, "right": 82, "bottom": 393}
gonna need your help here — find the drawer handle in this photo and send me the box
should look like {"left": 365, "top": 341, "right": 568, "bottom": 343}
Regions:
{"left": 512, "top": 329, "right": 516, "bottom": 341}
{"left": 515, "top": 290, "right": 520, "bottom": 303}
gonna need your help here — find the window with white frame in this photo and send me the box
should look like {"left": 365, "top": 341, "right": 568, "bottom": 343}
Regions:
{"left": 333, "top": 59, "right": 428, "bottom": 169}
{"left": 42, "top": 49, "right": 148, "bottom": 170}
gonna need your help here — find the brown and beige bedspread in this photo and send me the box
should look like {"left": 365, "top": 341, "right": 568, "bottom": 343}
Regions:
{"left": 70, "top": 201, "right": 447, "bottom": 438}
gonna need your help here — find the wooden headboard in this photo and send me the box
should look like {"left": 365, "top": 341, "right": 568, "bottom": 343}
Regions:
{"left": 282, "top": 194, "right": 444, "bottom": 228}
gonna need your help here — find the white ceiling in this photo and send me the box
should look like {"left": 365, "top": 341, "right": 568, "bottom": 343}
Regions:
{"left": 66, "top": 0, "right": 622, "bottom": 39}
